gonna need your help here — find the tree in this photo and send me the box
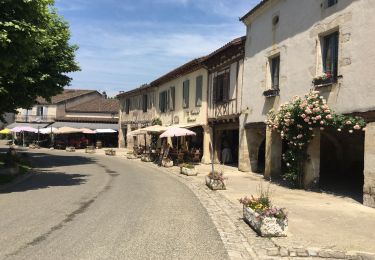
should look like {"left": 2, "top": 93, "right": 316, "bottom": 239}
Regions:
{"left": 0, "top": 0, "right": 80, "bottom": 115}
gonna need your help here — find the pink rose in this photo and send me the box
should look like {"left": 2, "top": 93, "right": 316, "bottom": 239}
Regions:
{"left": 354, "top": 125, "right": 361, "bottom": 130}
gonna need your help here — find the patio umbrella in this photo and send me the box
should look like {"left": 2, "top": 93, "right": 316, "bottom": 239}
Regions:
{"left": 0, "top": 128, "right": 11, "bottom": 134}
{"left": 80, "top": 128, "right": 96, "bottom": 134}
{"left": 39, "top": 127, "right": 58, "bottom": 134}
{"left": 55, "top": 126, "right": 83, "bottom": 134}
{"left": 95, "top": 129, "right": 117, "bottom": 133}
{"left": 160, "top": 126, "right": 196, "bottom": 152}
{"left": 126, "top": 128, "right": 145, "bottom": 136}
{"left": 11, "top": 126, "right": 38, "bottom": 133}
{"left": 142, "top": 125, "right": 167, "bottom": 133}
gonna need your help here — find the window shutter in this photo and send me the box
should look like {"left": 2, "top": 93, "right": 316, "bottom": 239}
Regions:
{"left": 159, "top": 93, "right": 162, "bottom": 111}
{"left": 167, "top": 89, "right": 170, "bottom": 111}
{"left": 195, "top": 75, "right": 202, "bottom": 107}
{"left": 223, "top": 72, "right": 230, "bottom": 102}
{"left": 183, "top": 80, "right": 190, "bottom": 108}
{"left": 170, "top": 87, "right": 175, "bottom": 110}
{"left": 212, "top": 76, "right": 217, "bottom": 104}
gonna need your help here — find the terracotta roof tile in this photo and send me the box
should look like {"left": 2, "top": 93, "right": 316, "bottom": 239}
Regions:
{"left": 36, "top": 89, "right": 98, "bottom": 105}
{"left": 66, "top": 98, "right": 119, "bottom": 113}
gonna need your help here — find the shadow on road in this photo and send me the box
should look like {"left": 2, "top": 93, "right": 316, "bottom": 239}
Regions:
{"left": 28, "top": 152, "right": 97, "bottom": 168}
{"left": 0, "top": 172, "right": 88, "bottom": 194}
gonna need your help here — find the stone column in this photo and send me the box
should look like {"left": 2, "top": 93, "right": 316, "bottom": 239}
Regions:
{"left": 303, "top": 129, "right": 320, "bottom": 189}
{"left": 238, "top": 126, "right": 251, "bottom": 172}
{"left": 127, "top": 124, "right": 134, "bottom": 150}
{"left": 264, "top": 128, "right": 282, "bottom": 180}
{"left": 364, "top": 122, "right": 375, "bottom": 208}
{"left": 201, "top": 125, "right": 212, "bottom": 164}
{"left": 214, "top": 129, "right": 222, "bottom": 164}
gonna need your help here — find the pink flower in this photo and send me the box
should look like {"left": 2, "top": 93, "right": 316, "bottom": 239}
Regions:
{"left": 297, "top": 134, "right": 303, "bottom": 139}
{"left": 301, "top": 114, "right": 306, "bottom": 119}
{"left": 337, "top": 128, "right": 342, "bottom": 132}
{"left": 316, "top": 115, "right": 322, "bottom": 120}
{"left": 304, "top": 118, "right": 310, "bottom": 123}
{"left": 349, "top": 130, "right": 353, "bottom": 133}
{"left": 320, "top": 121, "right": 325, "bottom": 125}
{"left": 354, "top": 125, "right": 361, "bottom": 130}
{"left": 346, "top": 121, "right": 352, "bottom": 125}
{"left": 326, "top": 114, "right": 332, "bottom": 120}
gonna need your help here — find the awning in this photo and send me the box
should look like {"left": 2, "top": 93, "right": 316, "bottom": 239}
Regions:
{"left": 50, "top": 121, "right": 118, "bottom": 130}
{"left": 55, "top": 126, "right": 83, "bottom": 134}
{"left": 171, "top": 123, "right": 202, "bottom": 129}
{"left": 96, "top": 129, "right": 117, "bottom": 133}
{"left": 7, "top": 122, "right": 50, "bottom": 129}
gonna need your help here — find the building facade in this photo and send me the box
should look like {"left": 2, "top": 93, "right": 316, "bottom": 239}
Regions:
{"left": 239, "top": 0, "right": 375, "bottom": 207}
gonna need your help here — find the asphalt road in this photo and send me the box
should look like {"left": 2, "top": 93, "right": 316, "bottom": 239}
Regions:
{"left": 0, "top": 149, "right": 228, "bottom": 260}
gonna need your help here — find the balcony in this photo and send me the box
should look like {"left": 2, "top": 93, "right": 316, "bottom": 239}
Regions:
{"left": 209, "top": 99, "right": 238, "bottom": 119}
{"left": 15, "top": 115, "right": 56, "bottom": 123}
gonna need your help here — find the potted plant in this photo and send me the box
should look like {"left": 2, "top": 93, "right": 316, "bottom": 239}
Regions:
{"left": 206, "top": 170, "right": 226, "bottom": 190}
{"left": 141, "top": 154, "right": 152, "bottom": 162}
{"left": 312, "top": 72, "right": 333, "bottom": 86}
{"left": 239, "top": 189, "right": 287, "bottom": 237}
{"left": 65, "top": 146, "right": 75, "bottom": 152}
{"left": 105, "top": 149, "right": 116, "bottom": 156}
{"left": 161, "top": 157, "right": 173, "bottom": 168}
{"left": 180, "top": 163, "right": 197, "bottom": 176}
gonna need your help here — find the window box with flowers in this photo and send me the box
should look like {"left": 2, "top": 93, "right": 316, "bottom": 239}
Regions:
{"left": 180, "top": 163, "right": 197, "bottom": 176}
{"left": 312, "top": 72, "right": 335, "bottom": 87}
{"left": 206, "top": 171, "right": 226, "bottom": 190}
{"left": 240, "top": 191, "right": 288, "bottom": 237}
{"left": 263, "top": 89, "right": 280, "bottom": 98}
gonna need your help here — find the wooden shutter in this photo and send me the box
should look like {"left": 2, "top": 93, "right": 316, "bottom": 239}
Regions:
{"left": 223, "top": 72, "right": 230, "bottom": 102}
{"left": 167, "top": 89, "right": 170, "bottom": 111}
{"left": 183, "top": 80, "right": 189, "bottom": 108}
{"left": 159, "top": 93, "right": 162, "bottom": 112}
{"left": 212, "top": 76, "right": 217, "bottom": 104}
{"left": 195, "top": 75, "right": 202, "bottom": 107}
{"left": 170, "top": 87, "right": 175, "bottom": 110}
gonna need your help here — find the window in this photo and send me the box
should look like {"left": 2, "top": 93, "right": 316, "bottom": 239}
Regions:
{"left": 159, "top": 91, "right": 168, "bottom": 113}
{"left": 213, "top": 69, "right": 230, "bottom": 104}
{"left": 170, "top": 86, "right": 175, "bottom": 111}
{"left": 36, "top": 106, "right": 44, "bottom": 116}
{"left": 195, "top": 75, "right": 203, "bottom": 107}
{"left": 142, "top": 94, "right": 148, "bottom": 113}
{"left": 271, "top": 56, "right": 280, "bottom": 90}
{"left": 325, "top": 0, "right": 338, "bottom": 8}
{"left": 125, "top": 98, "right": 130, "bottom": 114}
{"left": 323, "top": 31, "right": 339, "bottom": 80}
{"left": 183, "top": 80, "right": 189, "bottom": 108}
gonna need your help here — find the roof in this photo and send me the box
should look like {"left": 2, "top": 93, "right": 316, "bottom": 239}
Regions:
{"left": 240, "top": 0, "right": 271, "bottom": 22}
{"left": 205, "top": 36, "right": 246, "bottom": 60}
{"left": 117, "top": 57, "right": 207, "bottom": 99}
{"left": 36, "top": 89, "right": 98, "bottom": 105}
{"left": 55, "top": 117, "right": 118, "bottom": 124}
{"left": 66, "top": 98, "right": 119, "bottom": 113}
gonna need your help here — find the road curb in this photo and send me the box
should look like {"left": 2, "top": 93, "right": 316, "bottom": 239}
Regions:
{"left": 0, "top": 171, "right": 36, "bottom": 192}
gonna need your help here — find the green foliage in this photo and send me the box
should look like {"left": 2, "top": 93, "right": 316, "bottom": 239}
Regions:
{"left": 267, "top": 90, "right": 366, "bottom": 187}
{"left": 0, "top": 0, "right": 80, "bottom": 115}
{"left": 181, "top": 163, "right": 194, "bottom": 169}
{"left": 151, "top": 118, "right": 162, "bottom": 126}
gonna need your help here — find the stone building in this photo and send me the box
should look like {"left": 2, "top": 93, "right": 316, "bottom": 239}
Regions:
{"left": 205, "top": 36, "right": 246, "bottom": 166}
{"left": 239, "top": 0, "right": 375, "bottom": 207}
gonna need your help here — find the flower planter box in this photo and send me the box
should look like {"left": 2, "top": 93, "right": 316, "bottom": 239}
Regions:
{"left": 105, "top": 150, "right": 116, "bottom": 156}
{"left": 162, "top": 160, "right": 173, "bottom": 168}
{"left": 141, "top": 155, "right": 152, "bottom": 162}
{"left": 312, "top": 77, "right": 334, "bottom": 87}
{"left": 205, "top": 176, "right": 226, "bottom": 190}
{"left": 65, "top": 146, "right": 76, "bottom": 152}
{"left": 127, "top": 154, "right": 137, "bottom": 159}
{"left": 243, "top": 206, "right": 288, "bottom": 237}
{"left": 85, "top": 147, "right": 95, "bottom": 154}
{"left": 180, "top": 167, "right": 197, "bottom": 176}
{"left": 263, "top": 89, "right": 280, "bottom": 98}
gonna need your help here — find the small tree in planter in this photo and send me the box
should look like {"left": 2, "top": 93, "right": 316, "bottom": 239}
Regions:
{"left": 239, "top": 186, "right": 287, "bottom": 237}
{"left": 206, "top": 170, "right": 226, "bottom": 190}
{"left": 180, "top": 163, "right": 197, "bottom": 176}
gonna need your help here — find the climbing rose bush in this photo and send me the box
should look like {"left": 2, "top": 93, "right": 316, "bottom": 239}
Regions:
{"left": 266, "top": 90, "right": 366, "bottom": 187}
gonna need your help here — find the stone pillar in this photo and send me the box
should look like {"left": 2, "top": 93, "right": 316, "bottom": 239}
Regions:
{"left": 127, "top": 124, "right": 134, "bottom": 151}
{"left": 214, "top": 129, "right": 222, "bottom": 163}
{"left": 364, "top": 122, "right": 375, "bottom": 208}
{"left": 264, "top": 128, "right": 282, "bottom": 180}
{"left": 201, "top": 125, "right": 212, "bottom": 164}
{"left": 303, "top": 129, "right": 320, "bottom": 189}
{"left": 118, "top": 125, "right": 125, "bottom": 148}
{"left": 239, "top": 125, "right": 251, "bottom": 172}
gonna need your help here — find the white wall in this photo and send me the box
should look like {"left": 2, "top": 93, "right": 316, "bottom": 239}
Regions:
{"left": 242, "top": 0, "right": 375, "bottom": 124}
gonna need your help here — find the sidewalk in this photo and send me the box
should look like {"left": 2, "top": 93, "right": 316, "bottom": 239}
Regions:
{"left": 173, "top": 163, "right": 375, "bottom": 255}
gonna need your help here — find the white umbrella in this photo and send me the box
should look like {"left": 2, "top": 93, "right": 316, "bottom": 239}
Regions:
{"left": 39, "top": 127, "right": 58, "bottom": 134}
{"left": 96, "top": 129, "right": 117, "bottom": 133}
{"left": 55, "top": 126, "right": 83, "bottom": 134}
{"left": 160, "top": 127, "right": 196, "bottom": 138}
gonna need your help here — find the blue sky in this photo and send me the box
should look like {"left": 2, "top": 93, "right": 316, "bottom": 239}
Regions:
{"left": 55, "top": 0, "right": 258, "bottom": 97}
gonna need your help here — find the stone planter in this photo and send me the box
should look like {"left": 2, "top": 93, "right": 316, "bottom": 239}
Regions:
{"left": 141, "top": 155, "right": 152, "bottom": 162}
{"left": 162, "top": 160, "right": 173, "bottom": 168}
{"left": 66, "top": 146, "right": 75, "bottom": 152}
{"left": 105, "top": 150, "right": 116, "bottom": 156}
{"left": 205, "top": 176, "right": 226, "bottom": 190}
{"left": 243, "top": 206, "right": 288, "bottom": 237}
{"left": 127, "top": 154, "right": 137, "bottom": 159}
{"left": 180, "top": 167, "right": 197, "bottom": 176}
